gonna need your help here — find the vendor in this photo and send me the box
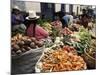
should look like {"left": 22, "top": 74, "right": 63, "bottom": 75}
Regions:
{"left": 11, "top": 6, "right": 26, "bottom": 35}
{"left": 26, "top": 10, "right": 49, "bottom": 40}
{"left": 80, "top": 9, "right": 90, "bottom": 28}
{"left": 62, "top": 12, "right": 74, "bottom": 28}
{"left": 11, "top": 6, "right": 25, "bottom": 25}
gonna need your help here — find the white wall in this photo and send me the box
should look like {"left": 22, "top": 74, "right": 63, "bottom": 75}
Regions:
{"left": 25, "top": 2, "right": 41, "bottom": 12}
{"left": 11, "top": 0, "right": 26, "bottom": 11}
{"left": 11, "top": 1, "right": 93, "bottom": 15}
{"left": 65, "top": 5, "right": 69, "bottom": 12}
{"left": 55, "top": 4, "right": 61, "bottom": 12}
{"left": 11, "top": 0, "right": 41, "bottom": 12}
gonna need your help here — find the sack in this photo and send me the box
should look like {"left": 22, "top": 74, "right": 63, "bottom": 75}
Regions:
{"left": 11, "top": 47, "right": 44, "bottom": 74}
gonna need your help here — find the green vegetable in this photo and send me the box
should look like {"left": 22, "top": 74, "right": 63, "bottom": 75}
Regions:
{"left": 73, "top": 27, "right": 92, "bottom": 54}
{"left": 37, "top": 19, "right": 51, "bottom": 26}
{"left": 64, "top": 27, "right": 92, "bottom": 54}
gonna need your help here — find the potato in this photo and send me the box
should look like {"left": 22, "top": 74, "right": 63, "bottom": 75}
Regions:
{"left": 16, "top": 50, "right": 22, "bottom": 55}
{"left": 37, "top": 41, "right": 44, "bottom": 47}
{"left": 11, "top": 42, "right": 15, "bottom": 47}
{"left": 26, "top": 47, "right": 31, "bottom": 51}
{"left": 31, "top": 37, "right": 36, "bottom": 42}
{"left": 22, "top": 46, "right": 27, "bottom": 50}
{"left": 21, "top": 48, "right": 26, "bottom": 52}
{"left": 36, "top": 46, "right": 39, "bottom": 48}
{"left": 11, "top": 35, "right": 44, "bottom": 55}
{"left": 30, "top": 42, "right": 36, "bottom": 48}
{"left": 18, "top": 40, "right": 25, "bottom": 46}
{"left": 22, "top": 36, "right": 28, "bottom": 41}
{"left": 34, "top": 40, "right": 39, "bottom": 45}
{"left": 13, "top": 44, "right": 20, "bottom": 51}
{"left": 24, "top": 39, "right": 32, "bottom": 45}
{"left": 28, "top": 38, "right": 31, "bottom": 41}
{"left": 37, "top": 42, "right": 43, "bottom": 47}
{"left": 11, "top": 48, "right": 17, "bottom": 53}
{"left": 11, "top": 38, "right": 16, "bottom": 42}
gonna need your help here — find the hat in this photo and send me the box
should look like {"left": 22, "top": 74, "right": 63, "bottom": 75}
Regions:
{"left": 13, "top": 5, "right": 21, "bottom": 11}
{"left": 26, "top": 10, "right": 40, "bottom": 20}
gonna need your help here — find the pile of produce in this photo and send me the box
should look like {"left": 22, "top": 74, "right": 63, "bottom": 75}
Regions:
{"left": 37, "top": 19, "right": 52, "bottom": 34}
{"left": 61, "top": 27, "right": 73, "bottom": 35}
{"left": 36, "top": 45, "right": 86, "bottom": 72}
{"left": 64, "top": 27, "right": 92, "bottom": 54}
{"left": 11, "top": 34, "right": 44, "bottom": 56}
{"left": 62, "top": 45, "right": 77, "bottom": 55}
{"left": 50, "top": 27, "right": 73, "bottom": 42}
{"left": 51, "top": 27, "right": 60, "bottom": 38}
{"left": 50, "top": 21, "right": 62, "bottom": 40}
{"left": 86, "top": 39, "right": 96, "bottom": 59}
{"left": 51, "top": 21, "right": 62, "bottom": 31}
{"left": 68, "top": 24, "right": 80, "bottom": 32}
{"left": 82, "top": 39, "right": 96, "bottom": 69}
{"left": 42, "top": 22, "right": 52, "bottom": 34}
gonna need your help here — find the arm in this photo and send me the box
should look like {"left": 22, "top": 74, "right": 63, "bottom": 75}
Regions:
{"left": 37, "top": 26, "right": 49, "bottom": 38}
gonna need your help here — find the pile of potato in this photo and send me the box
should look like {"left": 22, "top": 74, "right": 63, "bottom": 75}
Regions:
{"left": 11, "top": 34, "right": 44, "bottom": 56}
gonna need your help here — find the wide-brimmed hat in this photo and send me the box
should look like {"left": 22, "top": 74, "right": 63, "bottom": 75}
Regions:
{"left": 13, "top": 5, "right": 21, "bottom": 11}
{"left": 26, "top": 10, "right": 40, "bottom": 20}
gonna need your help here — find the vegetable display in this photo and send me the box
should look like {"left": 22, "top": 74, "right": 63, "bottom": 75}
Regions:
{"left": 82, "top": 39, "right": 96, "bottom": 69}
{"left": 73, "top": 27, "right": 92, "bottom": 53}
{"left": 37, "top": 19, "right": 52, "bottom": 34}
{"left": 42, "top": 22, "right": 52, "bottom": 34}
{"left": 64, "top": 27, "right": 92, "bottom": 54}
{"left": 61, "top": 27, "right": 73, "bottom": 35}
{"left": 86, "top": 39, "right": 96, "bottom": 59}
{"left": 11, "top": 34, "right": 44, "bottom": 56}
{"left": 36, "top": 45, "right": 86, "bottom": 72}
{"left": 11, "top": 19, "right": 96, "bottom": 72}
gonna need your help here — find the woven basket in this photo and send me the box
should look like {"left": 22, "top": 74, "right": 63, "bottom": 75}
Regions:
{"left": 11, "top": 47, "right": 44, "bottom": 74}
{"left": 82, "top": 49, "right": 96, "bottom": 69}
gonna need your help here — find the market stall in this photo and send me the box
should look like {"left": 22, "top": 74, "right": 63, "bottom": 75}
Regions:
{"left": 11, "top": 4, "right": 96, "bottom": 74}
{"left": 11, "top": 19, "right": 96, "bottom": 74}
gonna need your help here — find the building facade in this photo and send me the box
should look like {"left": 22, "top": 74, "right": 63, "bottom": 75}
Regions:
{"left": 11, "top": 0, "right": 94, "bottom": 19}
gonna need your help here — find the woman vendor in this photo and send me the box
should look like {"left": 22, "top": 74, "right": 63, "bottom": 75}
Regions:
{"left": 25, "top": 11, "right": 49, "bottom": 40}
